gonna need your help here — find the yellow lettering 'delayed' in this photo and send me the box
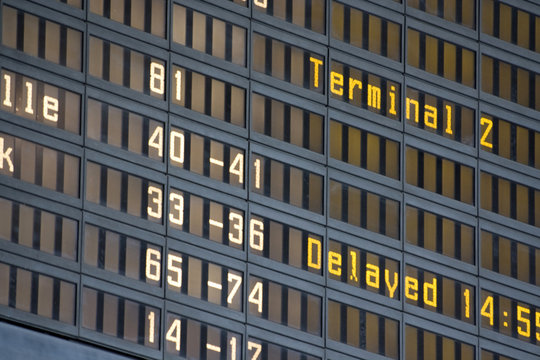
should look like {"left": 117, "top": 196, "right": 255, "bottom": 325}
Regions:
{"left": 323, "top": 248, "right": 462, "bottom": 307}
{"left": 349, "top": 250, "right": 359, "bottom": 282}
{"left": 307, "top": 237, "right": 322, "bottom": 270}
{"left": 405, "top": 276, "right": 418, "bottom": 301}
{"left": 404, "top": 275, "right": 437, "bottom": 307}
{"left": 385, "top": 270, "right": 398, "bottom": 299}
{"left": 366, "top": 263, "right": 379, "bottom": 289}
{"left": 327, "top": 249, "right": 399, "bottom": 299}
{"left": 423, "top": 277, "right": 437, "bottom": 308}
{"left": 328, "top": 251, "right": 342, "bottom": 276}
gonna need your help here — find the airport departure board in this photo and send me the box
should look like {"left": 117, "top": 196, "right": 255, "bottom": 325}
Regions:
{"left": 0, "top": 0, "right": 539, "bottom": 359}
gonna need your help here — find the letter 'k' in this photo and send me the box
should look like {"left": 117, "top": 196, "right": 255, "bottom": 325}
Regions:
{"left": 0, "top": 137, "right": 14, "bottom": 173}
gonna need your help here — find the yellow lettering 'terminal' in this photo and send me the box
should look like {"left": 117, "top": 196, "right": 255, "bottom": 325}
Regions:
{"left": 330, "top": 71, "right": 343, "bottom": 96}
{"left": 310, "top": 57, "right": 323, "bottom": 88}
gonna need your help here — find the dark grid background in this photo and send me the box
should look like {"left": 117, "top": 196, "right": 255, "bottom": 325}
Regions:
{"left": 0, "top": 0, "right": 539, "bottom": 359}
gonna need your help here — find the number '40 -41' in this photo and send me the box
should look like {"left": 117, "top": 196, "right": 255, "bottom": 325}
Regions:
{"left": 146, "top": 126, "right": 244, "bottom": 185}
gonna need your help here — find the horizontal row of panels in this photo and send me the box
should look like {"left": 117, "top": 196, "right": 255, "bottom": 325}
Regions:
{"left": 1, "top": 119, "right": 538, "bottom": 236}
{"left": 1, "top": 2, "right": 538, "bottom": 359}
{"left": 0, "top": 1, "right": 540, "bottom": 358}
{"left": 2, "top": 309, "right": 538, "bottom": 360}
{"left": 1, "top": 182, "right": 538, "bottom": 303}
{"left": 0, "top": 250, "right": 539, "bottom": 359}
{"left": 3, "top": 58, "right": 539, "bottom": 165}
{"left": 3, "top": 0, "right": 540, "bottom": 117}
{"left": 2, "top": 53, "right": 540, "bottom": 179}
{"left": 24, "top": 0, "right": 540, "bottom": 59}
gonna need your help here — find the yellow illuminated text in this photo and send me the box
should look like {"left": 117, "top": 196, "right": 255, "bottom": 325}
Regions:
{"left": 517, "top": 306, "right": 530, "bottom": 337}
{"left": 389, "top": 86, "right": 397, "bottom": 115}
{"left": 349, "top": 251, "right": 358, "bottom": 282}
{"left": 480, "top": 117, "right": 493, "bottom": 149}
{"left": 367, "top": 84, "right": 381, "bottom": 109}
{"left": 445, "top": 105, "right": 453, "bottom": 134}
{"left": 406, "top": 98, "right": 419, "bottom": 123}
{"left": 328, "top": 251, "right": 342, "bottom": 276}
{"left": 327, "top": 249, "right": 399, "bottom": 299}
{"left": 330, "top": 70, "right": 398, "bottom": 115}
{"left": 406, "top": 95, "right": 456, "bottom": 136}
{"left": 349, "top": 78, "right": 362, "bottom": 100}
{"left": 405, "top": 276, "right": 437, "bottom": 307}
{"left": 423, "top": 277, "right": 437, "bottom": 307}
{"left": 481, "top": 295, "right": 494, "bottom": 325}
{"left": 464, "top": 289, "right": 470, "bottom": 318}
{"left": 310, "top": 57, "right": 323, "bottom": 88}
{"left": 308, "top": 237, "right": 322, "bottom": 270}
{"left": 405, "top": 276, "right": 418, "bottom": 301}
{"left": 330, "top": 71, "right": 343, "bottom": 96}
{"left": 385, "top": 270, "right": 399, "bottom": 299}
{"left": 424, "top": 105, "right": 437, "bottom": 129}
{"left": 366, "top": 264, "right": 379, "bottom": 289}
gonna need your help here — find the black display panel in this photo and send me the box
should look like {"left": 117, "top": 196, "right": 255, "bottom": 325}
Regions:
{"left": 327, "top": 297, "right": 399, "bottom": 359}
{"left": 1, "top": 69, "right": 81, "bottom": 134}
{"left": 1, "top": 1, "right": 539, "bottom": 359}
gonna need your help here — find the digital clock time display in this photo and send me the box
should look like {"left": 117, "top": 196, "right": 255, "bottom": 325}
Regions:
{"left": 481, "top": 289, "right": 540, "bottom": 345}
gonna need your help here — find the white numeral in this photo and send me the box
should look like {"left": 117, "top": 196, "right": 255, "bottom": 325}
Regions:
{"left": 229, "top": 153, "right": 244, "bottom": 183}
{"left": 3, "top": 74, "right": 12, "bottom": 107}
{"left": 147, "top": 186, "right": 162, "bottom": 219}
{"left": 145, "top": 248, "right": 161, "bottom": 281}
{"left": 227, "top": 272, "right": 242, "bottom": 304}
{"left": 147, "top": 311, "right": 155, "bottom": 344}
{"left": 230, "top": 337, "right": 237, "bottom": 360}
{"left": 170, "top": 130, "right": 185, "bottom": 164}
{"left": 248, "top": 281, "right": 263, "bottom": 313}
{"left": 148, "top": 126, "right": 163, "bottom": 157}
{"left": 229, "top": 212, "right": 243, "bottom": 245}
{"left": 169, "top": 192, "right": 184, "bottom": 226}
{"left": 253, "top": 158, "right": 261, "bottom": 189}
{"left": 166, "top": 319, "right": 182, "bottom": 351}
{"left": 249, "top": 219, "right": 264, "bottom": 251}
{"left": 150, "top": 62, "right": 165, "bottom": 95}
{"left": 167, "top": 254, "right": 183, "bottom": 288}
{"left": 248, "top": 341, "right": 262, "bottom": 360}
{"left": 175, "top": 70, "right": 182, "bottom": 101}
